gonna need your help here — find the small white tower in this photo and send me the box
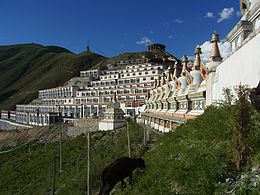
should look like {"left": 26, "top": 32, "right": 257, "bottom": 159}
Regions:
{"left": 99, "top": 92, "right": 126, "bottom": 131}
{"left": 190, "top": 45, "right": 203, "bottom": 87}
{"left": 206, "top": 32, "right": 223, "bottom": 106}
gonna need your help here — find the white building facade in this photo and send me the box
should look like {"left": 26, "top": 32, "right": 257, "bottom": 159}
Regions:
{"left": 1, "top": 44, "right": 178, "bottom": 126}
{"left": 210, "top": 0, "right": 260, "bottom": 102}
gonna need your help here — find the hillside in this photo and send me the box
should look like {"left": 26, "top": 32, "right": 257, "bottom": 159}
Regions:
{"left": 115, "top": 107, "right": 260, "bottom": 195}
{"left": 0, "top": 106, "right": 259, "bottom": 194}
{"left": 0, "top": 44, "right": 106, "bottom": 110}
{"left": 0, "top": 122, "right": 149, "bottom": 194}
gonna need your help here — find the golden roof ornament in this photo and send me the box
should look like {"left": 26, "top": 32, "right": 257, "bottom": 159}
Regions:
{"left": 181, "top": 55, "right": 188, "bottom": 63}
{"left": 172, "top": 61, "right": 178, "bottom": 79}
{"left": 210, "top": 31, "right": 222, "bottom": 62}
{"left": 172, "top": 61, "right": 181, "bottom": 89}
{"left": 193, "top": 45, "right": 202, "bottom": 70}
{"left": 211, "top": 31, "right": 220, "bottom": 43}
{"left": 181, "top": 55, "right": 188, "bottom": 76}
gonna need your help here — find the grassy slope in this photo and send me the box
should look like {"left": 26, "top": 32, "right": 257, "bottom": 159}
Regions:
{"left": 0, "top": 106, "right": 259, "bottom": 194}
{"left": 0, "top": 44, "right": 106, "bottom": 110}
{"left": 115, "top": 106, "right": 260, "bottom": 195}
{"left": 0, "top": 122, "right": 146, "bottom": 194}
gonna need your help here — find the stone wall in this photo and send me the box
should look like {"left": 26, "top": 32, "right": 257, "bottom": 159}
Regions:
{"left": 66, "top": 119, "right": 99, "bottom": 137}
{"left": 0, "top": 119, "right": 32, "bottom": 131}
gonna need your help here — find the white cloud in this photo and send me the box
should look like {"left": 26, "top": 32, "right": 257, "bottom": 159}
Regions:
{"left": 136, "top": 37, "right": 152, "bottom": 45}
{"left": 205, "top": 12, "right": 214, "bottom": 18}
{"left": 236, "top": 10, "right": 241, "bottom": 17}
{"left": 174, "top": 18, "right": 183, "bottom": 24}
{"left": 217, "top": 7, "right": 234, "bottom": 23}
{"left": 200, "top": 40, "right": 231, "bottom": 62}
{"left": 169, "top": 35, "right": 173, "bottom": 39}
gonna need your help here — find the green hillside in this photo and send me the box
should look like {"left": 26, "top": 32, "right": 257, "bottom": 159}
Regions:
{"left": 0, "top": 105, "right": 259, "bottom": 194}
{"left": 0, "top": 122, "right": 147, "bottom": 194}
{"left": 0, "top": 44, "right": 106, "bottom": 110}
{"left": 115, "top": 107, "right": 260, "bottom": 195}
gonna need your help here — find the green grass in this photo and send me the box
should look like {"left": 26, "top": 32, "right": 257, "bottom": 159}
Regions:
{"left": 115, "top": 106, "right": 260, "bottom": 195}
{"left": 0, "top": 122, "right": 146, "bottom": 194}
{"left": 1, "top": 106, "right": 259, "bottom": 194}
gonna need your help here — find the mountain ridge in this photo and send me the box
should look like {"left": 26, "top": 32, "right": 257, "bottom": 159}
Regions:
{"left": 0, "top": 43, "right": 106, "bottom": 110}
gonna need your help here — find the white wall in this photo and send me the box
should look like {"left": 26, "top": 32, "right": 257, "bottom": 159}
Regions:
{"left": 212, "top": 33, "right": 260, "bottom": 101}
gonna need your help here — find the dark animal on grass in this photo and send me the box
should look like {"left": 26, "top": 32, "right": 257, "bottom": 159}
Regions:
{"left": 99, "top": 157, "right": 146, "bottom": 195}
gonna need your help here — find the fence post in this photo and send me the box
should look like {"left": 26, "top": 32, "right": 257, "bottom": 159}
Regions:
{"left": 51, "top": 157, "right": 56, "bottom": 195}
{"left": 143, "top": 126, "right": 146, "bottom": 146}
{"left": 59, "top": 123, "right": 62, "bottom": 172}
{"left": 87, "top": 132, "right": 91, "bottom": 195}
{"left": 127, "top": 120, "right": 131, "bottom": 158}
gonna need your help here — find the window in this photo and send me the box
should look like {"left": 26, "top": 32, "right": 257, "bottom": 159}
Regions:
{"left": 139, "top": 72, "right": 142, "bottom": 75}
{"left": 151, "top": 77, "right": 154, "bottom": 80}
{"left": 143, "top": 77, "right": 146, "bottom": 81}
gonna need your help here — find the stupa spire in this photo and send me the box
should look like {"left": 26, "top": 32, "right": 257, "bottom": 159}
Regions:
{"left": 193, "top": 45, "right": 202, "bottom": 70}
{"left": 210, "top": 31, "right": 222, "bottom": 62}
{"left": 181, "top": 55, "right": 188, "bottom": 76}
{"left": 173, "top": 62, "right": 178, "bottom": 78}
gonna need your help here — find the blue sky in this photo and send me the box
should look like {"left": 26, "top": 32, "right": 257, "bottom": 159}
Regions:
{"left": 0, "top": 0, "right": 241, "bottom": 58}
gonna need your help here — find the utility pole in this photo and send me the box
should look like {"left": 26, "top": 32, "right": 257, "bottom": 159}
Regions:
{"left": 143, "top": 126, "right": 146, "bottom": 146}
{"left": 77, "top": 155, "right": 80, "bottom": 178}
{"left": 59, "top": 106, "right": 62, "bottom": 173}
{"left": 87, "top": 132, "right": 91, "bottom": 195}
{"left": 28, "top": 144, "right": 31, "bottom": 160}
{"left": 51, "top": 157, "right": 56, "bottom": 195}
{"left": 126, "top": 120, "right": 131, "bottom": 158}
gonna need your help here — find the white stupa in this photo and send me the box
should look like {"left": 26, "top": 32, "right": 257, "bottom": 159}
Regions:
{"left": 99, "top": 92, "right": 126, "bottom": 131}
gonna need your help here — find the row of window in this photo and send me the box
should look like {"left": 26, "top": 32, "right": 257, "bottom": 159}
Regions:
{"left": 121, "top": 70, "right": 156, "bottom": 77}
{"left": 147, "top": 100, "right": 205, "bottom": 110}
{"left": 75, "top": 95, "right": 146, "bottom": 104}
